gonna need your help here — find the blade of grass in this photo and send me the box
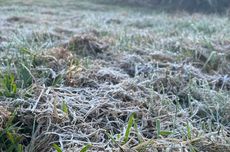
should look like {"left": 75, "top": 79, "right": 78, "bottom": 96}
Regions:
{"left": 52, "top": 144, "right": 62, "bottom": 152}
{"left": 187, "top": 121, "right": 192, "bottom": 140}
{"left": 156, "top": 119, "right": 160, "bottom": 138}
{"left": 80, "top": 144, "right": 92, "bottom": 152}
{"left": 122, "top": 113, "right": 135, "bottom": 145}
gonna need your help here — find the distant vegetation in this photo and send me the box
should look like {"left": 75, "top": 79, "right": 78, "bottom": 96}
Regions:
{"left": 102, "top": 0, "right": 230, "bottom": 13}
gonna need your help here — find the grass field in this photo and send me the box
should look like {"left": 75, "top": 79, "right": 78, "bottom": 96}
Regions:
{"left": 0, "top": 0, "right": 230, "bottom": 151}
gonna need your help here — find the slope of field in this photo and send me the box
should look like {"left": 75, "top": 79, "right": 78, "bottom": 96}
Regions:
{"left": 0, "top": 0, "right": 230, "bottom": 151}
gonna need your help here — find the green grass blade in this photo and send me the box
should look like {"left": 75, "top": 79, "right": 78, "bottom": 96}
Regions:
{"left": 17, "top": 144, "right": 23, "bottom": 152}
{"left": 122, "top": 113, "right": 135, "bottom": 145}
{"left": 80, "top": 144, "right": 92, "bottom": 152}
{"left": 61, "top": 101, "right": 69, "bottom": 115}
{"left": 52, "top": 144, "right": 62, "bottom": 152}
{"left": 187, "top": 121, "right": 192, "bottom": 140}
{"left": 159, "top": 131, "right": 173, "bottom": 136}
{"left": 156, "top": 119, "right": 160, "bottom": 138}
{"left": 6, "top": 131, "right": 15, "bottom": 144}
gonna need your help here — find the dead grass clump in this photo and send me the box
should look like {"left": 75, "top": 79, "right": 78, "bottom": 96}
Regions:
{"left": 6, "top": 16, "right": 36, "bottom": 24}
{"left": 65, "top": 65, "right": 128, "bottom": 87}
{"left": 149, "top": 51, "right": 175, "bottom": 63}
{"left": 64, "top": 34, "right": 109, "bottom": 57}
{"left": 106, "top": 18, "right": 122, "bottom": 24}
{"left": 119, "top": 54, "right": 145, "bottom": 77}
{"left": 45, "top": 47, "right": 74, "bottom": 62}
{"left": 0, "top": 106, "right": 11, "bottom": 129}
{"left": 33, "top": 47, "right": 73, "bottom": 71}
{"left": 64, "top": 64, "right": 97, "bottom": 87}
{"left": 193, "top": 140, "right": 230, "bottom": 152}
{"left": 180, "top": 41, "right": 230, "bottom": 76}
{"left": 96, "top": 68, "right": 129, "bottom": 85}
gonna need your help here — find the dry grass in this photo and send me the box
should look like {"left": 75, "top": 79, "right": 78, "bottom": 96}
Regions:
{"left": 0, "top": 0, "right": 229, "bottom": 151}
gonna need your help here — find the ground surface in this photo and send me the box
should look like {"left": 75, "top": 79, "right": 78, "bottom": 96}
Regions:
{"left": 0, "top": 0, "right": 230, "bottom": 151}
